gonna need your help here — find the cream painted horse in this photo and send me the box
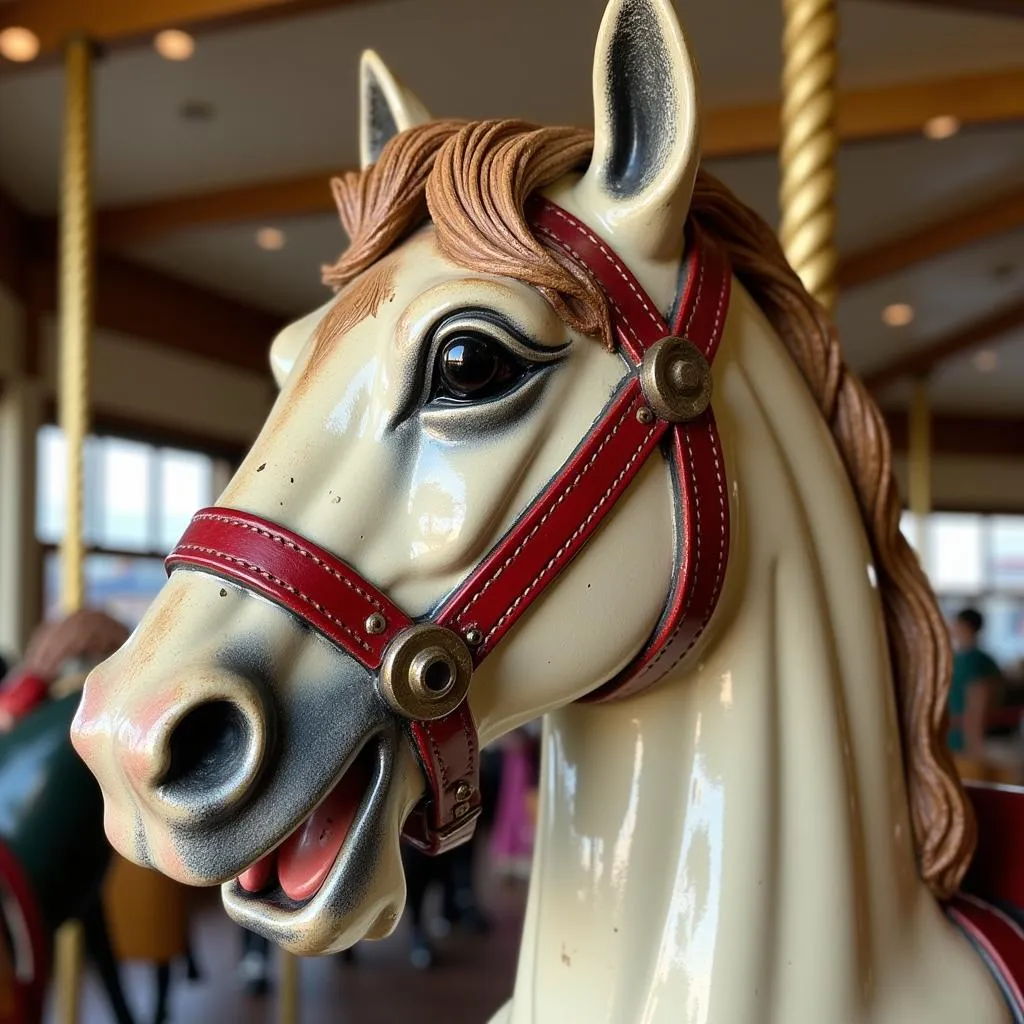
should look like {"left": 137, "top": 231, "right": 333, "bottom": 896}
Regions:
{"left": 71, "top": 1, "right": 1010, "bottom": 1020}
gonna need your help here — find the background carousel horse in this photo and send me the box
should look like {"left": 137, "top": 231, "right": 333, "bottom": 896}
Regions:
{"left": 69, "top": 0, "right": 1021, "bottom": 1020}
{"left": 0, "top": 611, "right": 194, "bottom": 1024}
{"left": 0, "top": 690, "right": 132, "bottom": 1023}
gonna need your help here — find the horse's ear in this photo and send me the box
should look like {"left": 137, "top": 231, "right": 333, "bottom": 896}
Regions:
{"left": 574, "top": 0, "right": 701, "bottom": 263}
{"left": 359, "top": 50, "right": 431, "bottom": 169}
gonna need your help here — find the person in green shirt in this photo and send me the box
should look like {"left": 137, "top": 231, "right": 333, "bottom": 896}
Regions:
{"left": 948, "top": 607, "right": 1002, "bottom": 755}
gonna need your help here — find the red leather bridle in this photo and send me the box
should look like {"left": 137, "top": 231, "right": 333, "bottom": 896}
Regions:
{"left": 166, "top": 197, "right": 731, "bottom": 855}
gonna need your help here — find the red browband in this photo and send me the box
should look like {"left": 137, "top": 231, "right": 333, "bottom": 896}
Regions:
{"left": 166, "top": 198, "right": 731, "bottom": 854}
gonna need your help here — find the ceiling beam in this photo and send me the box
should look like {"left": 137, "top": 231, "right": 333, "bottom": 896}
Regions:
{"left": 706, "top": 67, "right": 1024, "bottom": 159}
{"left": 863, "top": 297, "right": 1024, "bottom": 391}
{"left": 0, "top": 193, "right": 281, "bottom": 379}
{"left": 868, "top": 0, "right": 1024, "bottom": 16}
{"left": 837, "top": 186, "right": 1024, "bottom": 289}
{"left": 885, "top": 413, "right": 1024, "bottom": 459}
{"left": 0, "top": 0, "right": 370, "bottom": 63}
{"left": 26, "top": 242, "right": 284, "bottom": 376}
{"left": 99, "top": 175, "right": 335, "bottom": 246}
{"left": 92, "top": 253, "right": 285, "bottom": 375}
{"left": 94, "top": 66, "right": 1024, "bottom": 246}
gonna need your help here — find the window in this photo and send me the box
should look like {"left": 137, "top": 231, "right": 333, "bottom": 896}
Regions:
{"left": 36, "top": 427, "right": 225, "bottom": 627}
{"left": 901, "top": 511, "right": 1024, "bottom": 671}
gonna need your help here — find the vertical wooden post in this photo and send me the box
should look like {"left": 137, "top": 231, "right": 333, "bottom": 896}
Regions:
{"left": 779, "top": 0, "right": 840, "bottom": 315}
{"left": 53, "top": 34, "right": 95, "bottom": 1024}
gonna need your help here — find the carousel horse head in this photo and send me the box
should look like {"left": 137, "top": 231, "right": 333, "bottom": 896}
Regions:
{"left": 72, "top": 0, "right": 976, "bottom": 986}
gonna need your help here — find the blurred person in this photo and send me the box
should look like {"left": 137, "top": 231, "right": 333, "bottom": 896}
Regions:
{"left": 949, "top": 607, "right": 1003, "bottom": 758}
{"left": 491, "top": 725, "right": 540, "bottom": 881}
{"left": 402, "top": 828, "right": 492, "bottom": 969}
{"left": 401, "top": 745, "right": 502, "bottom": 969}
{"left": 239, "top": 927, "right": 272, "bottom": 996}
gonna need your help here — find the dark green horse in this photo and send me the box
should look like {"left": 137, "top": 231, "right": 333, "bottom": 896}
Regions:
{"left": 0, "top": 692, "right": 134, "bottom": 1023}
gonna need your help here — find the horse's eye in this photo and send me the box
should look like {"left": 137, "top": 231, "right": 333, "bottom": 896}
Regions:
{"left": 435, "top": 333, "right": 525, "bottom": 401}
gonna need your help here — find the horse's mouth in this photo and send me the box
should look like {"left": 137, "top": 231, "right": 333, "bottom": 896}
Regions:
{"left": 221, "top": 730, "right": 400, "bottom": 952}
{"left": 235, "top": 741, "right": 377, "bottom": 903}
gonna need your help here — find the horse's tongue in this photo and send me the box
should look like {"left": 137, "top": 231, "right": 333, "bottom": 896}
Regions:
{"left": 277, "top": 755, "right": 372, "bottom": 902}
{"left": 238, "top": 852, "right": 276, "bottom": 893}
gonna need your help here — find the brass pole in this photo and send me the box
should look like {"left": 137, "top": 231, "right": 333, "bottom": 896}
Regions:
{"left": 58, "top": 36, "right": 94, "bottom": 612}
{"left": 908, "top": 377, "right": 932, "bottom": 565}
{"left": 779, "top": 0, "right": 840, "bottom": 314}
{"left": 279, "top": 950, "right": 300, "bottom": 1024}
{"left": 54, "top": 35, "right": 95, "bottom": 1024}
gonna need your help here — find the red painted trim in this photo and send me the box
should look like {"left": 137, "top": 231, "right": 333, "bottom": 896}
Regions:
{"left": 963, "top": 782, "right": 1024, "bottom": 910}
{"left": 0, "top": 838, "right": 49, "bottom": 1023}
{"left": 949, "top": 894, "right": 1024, "bottom": 1014}
{"left": 0, "top": 673, "right": 49, "bottom": 722}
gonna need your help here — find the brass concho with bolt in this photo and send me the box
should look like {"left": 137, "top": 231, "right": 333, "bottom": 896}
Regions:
{"left": 378, "top": 624, "right": 473, "bottom": 720}
{"left": 640, "top": 336, "right": 713, "bottom": 423}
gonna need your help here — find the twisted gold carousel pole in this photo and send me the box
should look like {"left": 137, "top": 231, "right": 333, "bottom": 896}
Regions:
{"left": 779, "top": 0, "right": 839, "bottom": 315}
{"left": 54, "top": 35, "right": 95, "bottom": 1024}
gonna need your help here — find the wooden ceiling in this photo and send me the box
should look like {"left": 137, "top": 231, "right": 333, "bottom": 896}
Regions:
{"left": 0, "top": 0, "right": 1022, "bottom": 424}
{"left": 0, "top": 0, "right": 372, "bottom": 62}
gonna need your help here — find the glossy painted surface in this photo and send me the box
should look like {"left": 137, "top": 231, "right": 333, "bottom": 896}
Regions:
{"left": 0, "top": 692, "right": 108, "bottom": 930}
{"left": 71, "top": 0, "right": 1009, "bottom": 1018}
{"left": 71, "top": 214, "right": 675, "bottom": 951}
{"left": 502, "top": 285, "right": 1006, "bottom": 1022}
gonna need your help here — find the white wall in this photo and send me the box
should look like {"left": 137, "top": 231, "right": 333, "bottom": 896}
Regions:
{"left": 0, "top": 281, "right": 38, "bottom": 656}
{"left": 40, "top": 317, "right": 275, "bottom": 447}
{"left": 0, "top": 298, "right": 275, "bottom": 656}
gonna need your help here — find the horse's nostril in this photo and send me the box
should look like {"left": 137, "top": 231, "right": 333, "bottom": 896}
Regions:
{"left": 162, "top": 700, "right": 249, "bottom": 792}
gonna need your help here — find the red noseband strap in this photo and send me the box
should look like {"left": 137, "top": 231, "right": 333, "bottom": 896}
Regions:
{"left": 166, "top": 509, "right": 482, "bottom": 854}
{"left": 166, "top": 199, "right": 731, "bottom": 854}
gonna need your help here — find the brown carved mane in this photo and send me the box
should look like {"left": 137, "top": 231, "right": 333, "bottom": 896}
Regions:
{"left": 322, "top": 119, "right": 972, "bottom": 900}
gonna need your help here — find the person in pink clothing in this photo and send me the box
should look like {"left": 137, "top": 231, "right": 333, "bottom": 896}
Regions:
{"left": 490, "top": 723, "right": 540, "bottom": 880}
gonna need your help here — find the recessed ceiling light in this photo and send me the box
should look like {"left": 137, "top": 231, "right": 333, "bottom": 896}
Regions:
{"left": 180, "top": 100, "right": 215, "bottom": 122}
{"left": 256, "top": 227, "right": 286, "bottom": 251}
{"left": 923, "top": 115, "right": 961, "bottom": 141}
{"left": 973, "top": 349, "right": 998, "bottom": 373}
{"left": 881, "top": 302, "right": 914, "bottom": 327}
{"left": 0, "top": 26, "right": 41, "bottom": 62}
{"left": 154, "top": 29, "right": 195, "bottom": 61}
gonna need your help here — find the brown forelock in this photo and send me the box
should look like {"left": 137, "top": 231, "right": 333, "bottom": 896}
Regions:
{"left": 323, "top": 120, "right": 970, "bottom": 899}
{"left": 305, "top": 256, "right": 397, "bottom": 379}
{"left": 324, "top": 120, "right": 610, "bottom": 349}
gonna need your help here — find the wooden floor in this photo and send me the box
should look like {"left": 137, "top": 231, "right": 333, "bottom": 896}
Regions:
{"left": 45, "top": 874, "right": 527, "bottom": 1024}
